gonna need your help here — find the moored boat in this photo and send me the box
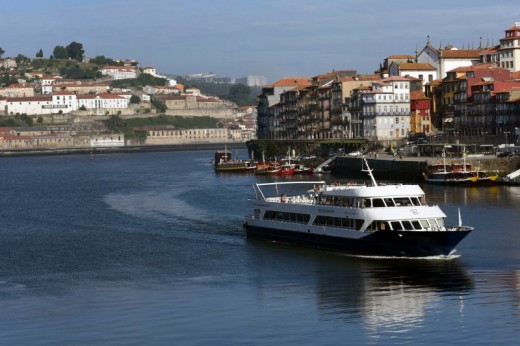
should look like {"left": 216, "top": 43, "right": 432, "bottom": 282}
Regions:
{"left": 213, "top": 149, "right": 256, "bottom": 172}
{"left": 423, "top": 151, "right": 498, "bottom": 186}
{"left": 243, "top": 157, "right": 473, "bottom": 258}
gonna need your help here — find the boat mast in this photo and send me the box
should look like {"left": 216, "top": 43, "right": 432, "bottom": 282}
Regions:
{"left": 361, "top": 156, "right": 378, "bottom": 187}
{"left": 442, "top": 147, "right": 447, "bottom": 173}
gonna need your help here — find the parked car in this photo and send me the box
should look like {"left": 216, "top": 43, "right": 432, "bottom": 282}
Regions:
{"left": 497, "top": 151, "right": 513, "bottom": 157}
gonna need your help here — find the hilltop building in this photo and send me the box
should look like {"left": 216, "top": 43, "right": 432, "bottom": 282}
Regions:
{"left": 235, "top": 75, "right": 268, "bottom": 87}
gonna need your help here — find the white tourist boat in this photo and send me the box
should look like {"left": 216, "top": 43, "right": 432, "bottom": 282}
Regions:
{"left": 243, "top": 157, "right": 473, "bottom": 258}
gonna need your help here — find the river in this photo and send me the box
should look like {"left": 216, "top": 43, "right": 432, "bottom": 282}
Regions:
{"left": 0, "top": 150, "right": 518, "bottom": 345}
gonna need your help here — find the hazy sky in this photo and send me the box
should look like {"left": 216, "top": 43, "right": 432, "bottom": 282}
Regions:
{"left": 1, "top": 0, "right": 518, "bottom": 83}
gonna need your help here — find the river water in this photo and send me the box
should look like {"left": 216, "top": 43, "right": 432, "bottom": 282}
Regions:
{"left": 0, "top": 150, "right": 518, "bottom": 345}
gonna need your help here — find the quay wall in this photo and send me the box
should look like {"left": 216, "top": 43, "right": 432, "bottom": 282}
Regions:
{"left": 332, "top": 156, "right": 520, "bottom": 181}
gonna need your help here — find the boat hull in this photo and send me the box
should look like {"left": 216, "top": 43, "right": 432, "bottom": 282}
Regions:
{"left": 244, "top": 223, "right": 471, "bottom": 258}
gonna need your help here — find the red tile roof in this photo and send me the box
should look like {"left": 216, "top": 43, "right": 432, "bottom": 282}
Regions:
{"left": 441, "top": 49, "right": 481, "bottom": 59}
{"left": 398, "top": 63, "right": 436, "bottom": 71}
{"left": 268, "top": 78, "right": 311, "bottom": 87}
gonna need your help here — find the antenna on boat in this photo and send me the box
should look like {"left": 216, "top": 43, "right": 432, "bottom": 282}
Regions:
{"left": 361, "top": 156, "right": 378, "bottom": 187}
{"left": 458, "top": 208, "right": 462, "bottom": 227}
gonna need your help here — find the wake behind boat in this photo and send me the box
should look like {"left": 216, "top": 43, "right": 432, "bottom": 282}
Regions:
{"left": 243, "top": 157, "right": 473, "bottom": 258}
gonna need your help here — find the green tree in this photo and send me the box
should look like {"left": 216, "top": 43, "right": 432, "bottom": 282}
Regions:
{"left": 130, "top": 95, "right": 141, "bottom": 104}
{"left": 15, "top": 54, "right": 30, "bottom": 65}
{"left": 66, "top": 41, "right": 84, "bottom": 61}
{"left": 228, "top": 83, "right": 251, "bottom": 106}
{"left": 104, "top": 114, "right": 125, "bottom": 132}
{"left": 52, "top": 45, "right": 68, "bottom": 59}
{"left": 0, "top": 47, "right": 4, "bottom": 59}
{"left": 91, "top": 55, "right": 108, "bottom": 66}
{"left": 36, "top": 49, "right": 44, "bottom": 58}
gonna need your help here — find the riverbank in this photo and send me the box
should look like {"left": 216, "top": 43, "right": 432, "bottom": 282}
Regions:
{"left": 0, "top": 142, "right": 248, "bottom": 158}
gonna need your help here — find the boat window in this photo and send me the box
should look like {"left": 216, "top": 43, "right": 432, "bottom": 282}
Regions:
{"left": 391, "top": 221, "right": 403, "bottom": 230}
{"left": 411, "top": 220, "right": 422, "bottom": 230}
{"left": 362, "top": 199, "right": 372, "bottom": 208}
{"left": 437, "top": 218, "right": 445, "bottom": 227}
{"left": 343, "top": 197, "right": 354, "bottom": 207}
{"left": 334, "top": 198, "right": 343, "bottom": 206}
{"left": 355, "top": 219, "right": 364, "bottom": 230}
{"left": 420, "top": 220, "right": 430, "bottom": 228}
{"left": 372, "top": 198, "right": 385, "bottom": 207}
{"left": 384, "top": 198, "right": 395, "bottom": 207}
{"left": 429, "top": 219, "right": 439, "bottom": 227}
{"left": 368, "top": 220, "right": 390, "bottom": 231}
{"left": 410, "top": 197, "right": 421, "bottom": 206}
{"left": 394, "top": 197, "right": 412, "bottom": 206}
{"left": 402, "top": 220, "right": 414, "bottom": 230}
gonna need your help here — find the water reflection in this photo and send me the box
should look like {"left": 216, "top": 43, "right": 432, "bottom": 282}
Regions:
{"left": 422, "top": 184, "right": 520, "bottom": 207}
{"left": 248, "top": 240, "right": 473, "bottom": 336}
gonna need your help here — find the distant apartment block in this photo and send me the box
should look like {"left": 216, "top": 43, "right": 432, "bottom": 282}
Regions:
{"left": 236, "top": 75, "right": 268, "bottom": 87}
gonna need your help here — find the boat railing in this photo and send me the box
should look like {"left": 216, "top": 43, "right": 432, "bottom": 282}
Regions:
{"left": 253, "top": 181, "right": 326, "bottom": 201}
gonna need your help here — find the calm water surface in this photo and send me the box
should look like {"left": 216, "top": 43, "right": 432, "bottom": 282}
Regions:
{"left": 0, "top": 150, "right": 519, "bottom": 345}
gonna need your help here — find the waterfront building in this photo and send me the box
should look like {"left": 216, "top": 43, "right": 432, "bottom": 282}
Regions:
{"left": 441, "top": 64, "right": 512, "bottom": 135}
{"left": 91, "top": 133, "right": 125, "bottom": 147}
{"left": 331, "top": 75, "right": 381, "bottom": 139}
{"left": 138, "top": 126, "right": 243, "bottom": 145}
{"left": 498, "top": 22, "right": 520, "bottom": 72}
{"left": 257, "top": 77, "right": 311, "bottom": 139}
{"left": 416, "top": 38, "right": 481, "bottom": 79}
{"left": 389, "top": 62, "right": 437, "bottom": 91}
{"left": 467, "top": 80, "right": 520, "bottom": 137}
{"left": 376, "top": 55, "right": 415, "bottom": 77}
{"left": 410, "top": 91, "right": 432, "bottom": 134}
{"left": 350, "top": 76, "right": 411, "bottom": 142}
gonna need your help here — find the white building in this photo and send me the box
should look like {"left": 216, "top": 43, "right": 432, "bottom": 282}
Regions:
{"left": 91, "top": 133, "right": 125, "bottom": 147}
{"left": 2, "top": 91, "right": 78, "bottom": 115}
{"left": 100, "top": 66, "right": 138, "bottom": 80}
{"left": 142, "top": 66, "right": 157, "bottom": 76}
{"left": 417, "top": 40, "right": 481, "bottom": 79}
{"left": 388, "top": 62, "right": 437, "bottom": 90}
{"left": 361, "top": 77, "right": 411, "bottom": 141}
{"left": 77, "top": 93, "right": 129, "bottom": 110}
{"left": 236, "top": 75, "right": 268, "bottom": 87}
{"left": 498, "top": 22, "right": 520, "bottom": 72}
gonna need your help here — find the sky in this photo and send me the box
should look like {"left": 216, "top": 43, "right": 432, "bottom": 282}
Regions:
{"left": 1, "top": 0, "right": 519, "bottom": 83}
